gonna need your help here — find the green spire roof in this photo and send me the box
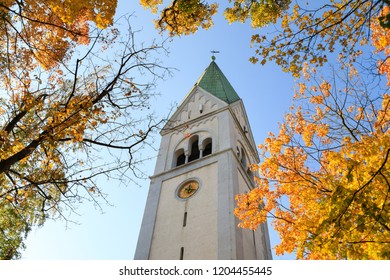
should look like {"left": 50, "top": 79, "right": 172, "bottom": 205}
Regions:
{"left": 196, "top": 61, "right": 240, "bottom": 104}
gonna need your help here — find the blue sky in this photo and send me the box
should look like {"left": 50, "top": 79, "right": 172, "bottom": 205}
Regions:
{"left": 21, "top": 2, "right": 295, "bottom": 260}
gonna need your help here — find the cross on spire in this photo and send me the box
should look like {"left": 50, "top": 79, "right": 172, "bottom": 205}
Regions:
{"left": 210, "top": 50, "right": 220, "bottom": 61}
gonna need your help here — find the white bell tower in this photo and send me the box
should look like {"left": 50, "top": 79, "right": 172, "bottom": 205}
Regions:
{"left": 134, "top": 58, "right": 272, "bottom": 260}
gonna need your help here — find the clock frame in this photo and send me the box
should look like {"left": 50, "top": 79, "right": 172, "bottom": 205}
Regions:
{"left": 176, "top": 180, "right": 199, "bottom": 199}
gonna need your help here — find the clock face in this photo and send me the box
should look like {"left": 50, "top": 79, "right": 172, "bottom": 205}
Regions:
{"left": 177, "top": 180, "right": 199, "bottom": 199}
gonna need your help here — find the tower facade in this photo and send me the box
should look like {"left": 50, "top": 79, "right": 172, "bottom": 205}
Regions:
{"left": 134, "top": 59, "right": 272, "bottom": 260}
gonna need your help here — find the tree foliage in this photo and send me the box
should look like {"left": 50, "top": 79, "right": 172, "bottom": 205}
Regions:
{"left": 234, "top": 9, "right": 390, "bottom": 258}
{"left": 140, "top": 0, "right": 218, "bottom": 36}
{"left": 236, "top": 66, "right": 390, "bottom": 259}
{"left": 379, "top": 0, "right": 390, "bottom": 27}
{"left": 0, "top": 0, "right": 118, "bottom": 69}
{"left": 249, "top": 0, "right": 385, "bottom": 76}
{"left": 372, "top": 5, "right": 390, "bottom": 86}
{"left": 0, "top": 1, "right": 168, "bottom": 259}
{"left": 140, "top": 0, "right": 291, "bottom": 35}
{"left": 140, "top": 1, "right": 390, "bottom": 76}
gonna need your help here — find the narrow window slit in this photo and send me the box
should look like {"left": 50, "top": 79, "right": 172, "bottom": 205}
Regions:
{"left": 180, "top": 247, "right": 184, "bottom": 260}
{"left": 183, "top": 212, "right": 187, "bottom": 227}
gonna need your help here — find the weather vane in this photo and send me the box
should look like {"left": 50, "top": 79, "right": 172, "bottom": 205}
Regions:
{"left": 210, "top": 50, "right": 220, "bottom": 61}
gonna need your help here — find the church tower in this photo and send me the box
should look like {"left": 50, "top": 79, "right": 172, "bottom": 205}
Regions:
{"left": 134, "top": 58, "right": 272, "bottom": 260}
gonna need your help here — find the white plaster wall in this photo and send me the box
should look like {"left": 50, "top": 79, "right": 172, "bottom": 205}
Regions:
{"left": 168, "top": 88, "right": 226, "bottom": 128}
{"left": 179, "top": 90, "right": 220, "bottom": 123}
{"left": 237, "top": 171, "right": 257, "bottom": 259}
{"left": 149, "top": 163, "right": 218, "bottom": 260}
